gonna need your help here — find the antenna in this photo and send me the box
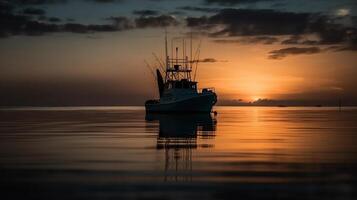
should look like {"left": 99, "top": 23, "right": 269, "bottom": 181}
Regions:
{"left": 182, "top": 38, "right": 185, "bottom": 65}
{"left": 171, "top": 38, "right": 174, "bottom": 68}
{"left": 190, "top": 31, "right": 193, "bottom": 69}
{"left": 165, "top": 29, "right": 168, "bottom": 70}
{"left": 176, "top": 47, "right": 178, "bottom": 65}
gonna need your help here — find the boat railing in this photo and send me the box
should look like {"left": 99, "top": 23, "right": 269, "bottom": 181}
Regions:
{"left": 199, "top": 87, "right": 215, "bottom": 93}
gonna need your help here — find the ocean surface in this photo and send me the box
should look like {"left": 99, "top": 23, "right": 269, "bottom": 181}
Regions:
{"left": 1, "top": 106, "right": 357, "bottom": 200}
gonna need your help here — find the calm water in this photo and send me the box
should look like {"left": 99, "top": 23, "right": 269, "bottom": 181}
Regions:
{"left": 1, "top": 106, "right": 357, "bottom": 200}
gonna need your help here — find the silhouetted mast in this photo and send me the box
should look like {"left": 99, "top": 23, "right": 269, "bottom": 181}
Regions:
{"left": 190, "top": 31, "right": 193, "bottom": 69}
{"left": 165, "top": 29, "right": 168, "bottom": 70}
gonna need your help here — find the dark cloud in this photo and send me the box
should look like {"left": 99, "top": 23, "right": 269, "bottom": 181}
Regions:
{"left": 199, "top": 58, "right": 218, "bottom": 62}
{"left": 178, "top": 6, "right": 220, "bottom": 13}
{"left": 280, "top": 23, "right": 357, "bottom": 51}
{"left": 23, "top": 21, "right": 59, "bottom": 35}
{"left": 1, "top": 0, "right": 160, "bottom": 38}
{"left": 135, "top": 15, "right": 179, "bottom": 28}
{"left": 187, "top": 8, "right": 357, "bottom": 52}
{"left": 239, "top": 36, "right": 279, "bottom": 44}
{"left": 352, "top": 16, "right": 357, "bottom": 27}
{"left": 133, "top": 10, "right": 159, "bottom": 16}
{"left": 63, "top": 23, "right": 113, "bottom": 33}
{"left": 308, "top": 17, "right": 354, "bottom": 45}
{"left": 48, "top": 17, "right": 61, "bottom": 22}
{"left": 11, "top": 0, "right": 67, "bottom": 5}
{"left": 282, "top": 35, "right": 306, "bottom": 44}
{"left": 169, "top": 11, "right": 185, "bottom": 16}
{"left": 190, "top": 58, "right": 228, "bottom": 63}
{"left": 2, "top": 0, "right": 356, "bottom": 54}
{"left": 204, "top": 0, "right": 279, "bottom": 6}
{"left": 0, "top": 5, "right": 132, "bottom": 37}
{"left": 105, "top": 16, "right": 134, "bottom": 30}
{"left": 87, "top": 0, "right": 123, "bottom": 3}
{"left": 186, "top": 9, "right": 311, "bottom": 36}
{"left": 186, "top": 16, "right": 209, "bottom": 27}
{"left": 22, "top": 7, "right": 45, "bottom": 15}
{"left": 0, "top": 2, "right": 179, "bottom": 38}
{"left": 268, "top": 47, "right": 321, "bottom": 59}
{"left": 0, "top": 10, "right": 54, "bottom": 37}
{"left": 214, "top": 36, "right": 278, "bottom": 44}
{"left": 195, "top": 58, "right": 221, "bottom": 63}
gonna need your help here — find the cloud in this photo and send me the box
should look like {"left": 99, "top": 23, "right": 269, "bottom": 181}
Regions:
{"left": 0, "top": 5, "right": 132, "bottom": 37}
{"left": 186, "top": 8, "right": 311, "bottom": 36}
{"left": 178, "top": 6, "right": 220, "bottom": 13}
{"left": 135, "top": 15, "right": 179, "bottom": 28}
{"left": 199, "top": 58, "right": 218, "bottom": 62}
{"left": 335, "top": 8, "right": 350, "bottom": 17}
{"left": 214, "top": 36, "right": 279, "bottom": 44}
{"left": 268, "top": 47, "right": 321, "bottom": 59}
{"left": 280, "top": 25, "right": 357, "bottom": 51}
{"left": 192, "top": 58, "right": 228, "bottom": 63}
{"left": 204, "top": 0, "right": 279, "bottom": 6}
{"left": 186, "top": 16, "right": 209, "bottom": 27}
{"left": 332, "top": 43, "right": 357, "bottom": 51}
{"left": 11, "top": 0, "right": 67, "bottom": 5}
{"left": 47, "top": 17, "right": 61, "bottom": 22}
{"left": 1, "top": 0, "right": 179, "bottom": 38}
{"left": 133, "top": 10, "right": 159, "bottom": 16}
{"left": 22, "top": 8, "right": 46, "bottom": 15}
{"left": 105, "top": 16, "right": 134, "bottom": 30}
{"left": 87, "top": 0, "right": 123, "bottom": 3}
{"left": 63, "top": 23, "right": 116, "bottom": 33}
{"left": 0, "top": 3, "right": 178, "bottom": 38}
{"left": 186, "top": 8, "right": 357, "bottom": 52}
{"left": 2, "top": 0, "right": 356, "bottom": 54}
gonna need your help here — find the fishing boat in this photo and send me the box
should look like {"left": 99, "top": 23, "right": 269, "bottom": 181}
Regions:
{"left": 145, "top": 34, "right": 217, "bottom": 113}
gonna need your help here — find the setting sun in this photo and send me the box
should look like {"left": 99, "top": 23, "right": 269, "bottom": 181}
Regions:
{"left": 251, "top": 96, "right": 262, "bottom": 102}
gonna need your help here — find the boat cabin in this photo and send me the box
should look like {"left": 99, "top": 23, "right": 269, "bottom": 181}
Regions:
{"left": 166, "top": 79, "right": 197, "bottom": 90}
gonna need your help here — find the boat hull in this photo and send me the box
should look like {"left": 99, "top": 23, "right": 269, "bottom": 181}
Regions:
{"left": 145, "top": 93, "right": 216, "bottom": 113}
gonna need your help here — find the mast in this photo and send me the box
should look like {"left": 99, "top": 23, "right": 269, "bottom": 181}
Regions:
{"left": 190, "top": 31, "right": 192, "bottom": 70}
{"left": 165, "top": 29, "right": 168, "bottom": 70}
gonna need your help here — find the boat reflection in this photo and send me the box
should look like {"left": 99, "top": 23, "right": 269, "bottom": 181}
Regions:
{"left": 146, "top": 113, "right": 217, "bottom": 181}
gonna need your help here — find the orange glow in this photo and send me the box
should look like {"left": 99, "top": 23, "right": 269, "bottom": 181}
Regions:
{"left": 1, "top": 32, "right": 356, "bottom": 104}
{"left": 195, "top": 38, "right": 357, "bottom": 101}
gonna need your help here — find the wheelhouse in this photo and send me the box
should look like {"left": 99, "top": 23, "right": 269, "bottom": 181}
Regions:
{"left": 166, "top": 79, "right": 197, "bottom": 90}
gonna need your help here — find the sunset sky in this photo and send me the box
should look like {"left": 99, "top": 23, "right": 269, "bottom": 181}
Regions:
{"left": 1, "top": 0, "right": 357, "bottom": 106}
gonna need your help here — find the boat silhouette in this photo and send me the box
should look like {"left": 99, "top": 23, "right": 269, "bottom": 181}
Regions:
{"left": 145, "top": 34, "right": 217, "bottom": 113}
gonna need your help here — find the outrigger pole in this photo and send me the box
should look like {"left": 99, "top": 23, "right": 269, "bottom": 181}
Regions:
{"left": 144, "top": 60, "right": 157, "bottom": 81}
{"left": 152, "top": 53, "right": 165, "bottom": 73}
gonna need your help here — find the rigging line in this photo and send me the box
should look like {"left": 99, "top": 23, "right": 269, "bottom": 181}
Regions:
{"left": 193, "top": 39, "right": 202, "bottom": 81}
{"left": 193, "top": 48, "right": 200, "bottom": 81}
{"left": 192, "top": 39, "right": 202, "bottom": 63}
{"left": 152, "top": 53, "right": 165, "bottom": 73}
{"left": 144, "top": 60, "right": 157, "bottom": 81}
